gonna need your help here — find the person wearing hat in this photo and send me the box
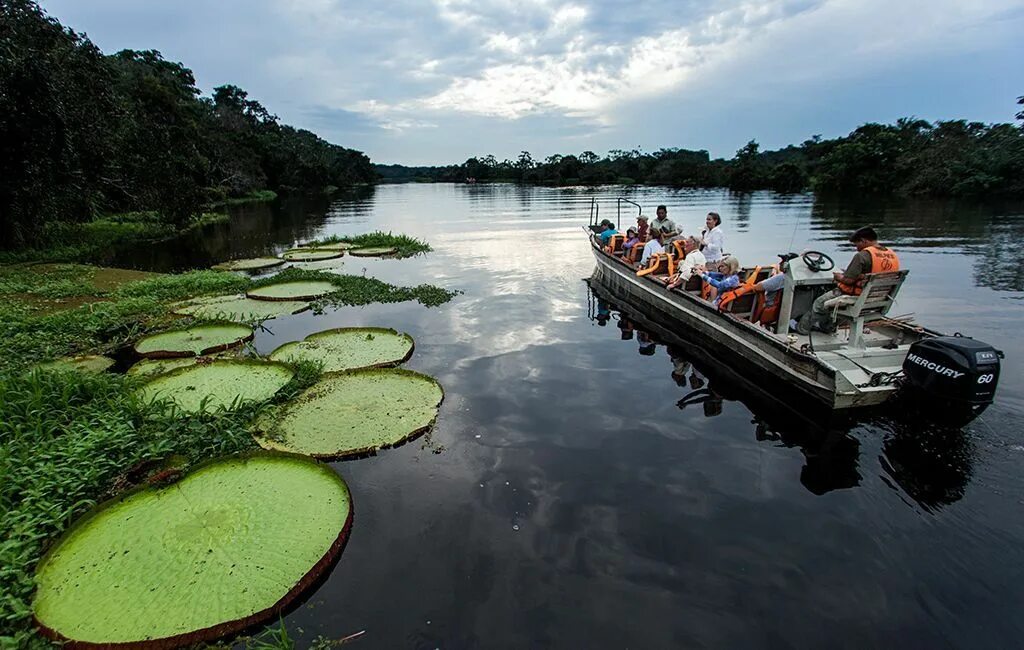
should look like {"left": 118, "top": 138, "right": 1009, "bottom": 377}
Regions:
{"left": 596, "top": 219, "right": 619, "bottom": 245}
{"left": 636, "top": 215, "right": 650, "bottom": 241}
{"left": 797, "top": 226, "right": 900, "bottom": 335}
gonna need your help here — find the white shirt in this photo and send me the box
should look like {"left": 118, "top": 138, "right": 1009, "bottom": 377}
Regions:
{"left": 701, "top": 226, "right": 725, "bottom": 262}
{"left": 678, "top": 249, "right": 707, "bottom": 282}
{"left": 640, "top": 239, "right": 664, "bottom": 265}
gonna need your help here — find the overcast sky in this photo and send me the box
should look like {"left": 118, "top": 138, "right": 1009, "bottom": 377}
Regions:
{"left": 42, "top": 0, "right": 1024, "bottom": 165}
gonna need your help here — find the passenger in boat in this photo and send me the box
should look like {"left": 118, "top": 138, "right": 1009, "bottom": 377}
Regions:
{"left": 797, "top": 226, "right": 900, "bottom": 335}
{"left": 597, "top": 219, "right": 619, "bottom": 245}
{"left": 700, "top": 256, "right": 741, "bottom": 303}
{"left": 639, "top": 229, "right": 666, "bottom": 266}
{"left": 622, "top": 227, "right": 640, "bottom": 252}
{"left": 700, "top": 212, "right": 725, "bottom": 263}
{"left": 650, "top": 205, "right": 677, "bottom": 237}
{"left": 664, "top": 236, "right": 707, "bottom": 290}
{"left": 637, "top": 215, "right": 650, "bottom": 241}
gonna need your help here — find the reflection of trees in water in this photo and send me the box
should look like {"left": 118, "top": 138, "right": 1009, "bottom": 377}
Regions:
{"left": 729, "top": 191, "right": 753, "bottom": 229}
{"left": 810, "top": 195, "right": 1024, "bottom": 291}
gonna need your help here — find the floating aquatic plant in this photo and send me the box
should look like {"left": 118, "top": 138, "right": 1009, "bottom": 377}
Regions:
{"left": 280, "top": 249, "right": 342, "bottom": 262}
{"left": 210, "top": 258, "right": 285, "bottom": 272}
{"left": 32, "top": 453, "right": 352, "bottom": 648}
{"left": 137, "top": 359, "right": 293, "bottom": 414}
{"left": 254, "top": 368, "right": 443, "bottom": 458}
{"left": 348, "top": 246, "right": 398, "bottom": 257}
{"left": 173, "top": 294, "right": 310, "bottom": 321}
{"left": 134, "top": 323, "right": 253, "bottom": 358}
{"left": 36, "top": 355, "right": 115, "bottom": 374}
{"left": 268, "top": 327, "right": 414, "bottom": 373}
{"left": 246, "top": 281, "right": 338, "bottom": 302}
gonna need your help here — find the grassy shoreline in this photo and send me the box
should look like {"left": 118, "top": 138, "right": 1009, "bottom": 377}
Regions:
{"left": 0, "top": 255, "right": 456, "bottom": 646}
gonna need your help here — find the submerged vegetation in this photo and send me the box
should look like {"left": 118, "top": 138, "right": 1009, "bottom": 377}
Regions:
{"left": 1, "top": 0, "right": 373, "bottom": 249}
{"left": 378, "top": 98, "right": 1024, "bottom": 197}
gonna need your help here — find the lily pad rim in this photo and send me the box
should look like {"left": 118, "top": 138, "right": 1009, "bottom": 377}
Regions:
{"left": 32, "top": 450, "right": 353, "bottom": 649}
{"left": 348, "top": 246, "right": 399, "bottom": 257}
{"left": 271, "top": 326, "right": 416, "bottom": 374}
{"left": 136, "top": 358, "right": 295, "bottom": 411}
{"left": 245, "top": 281, "right": 340, "bottom": 302}
{"left": 133, "top": 321, "right": 255, "bottom": 359}
{"left": 210, "top": 257, "right": 286, "bottom": 272}
{"left": 279, "top": 249, "right": 344, "bottom": 262}
{"left": 255, "top": 367, "right": 445, "bottom": 461}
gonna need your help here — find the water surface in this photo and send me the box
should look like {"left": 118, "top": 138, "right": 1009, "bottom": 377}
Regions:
{"left": 126, "top": 184, "right": 1024, "bottom": 648}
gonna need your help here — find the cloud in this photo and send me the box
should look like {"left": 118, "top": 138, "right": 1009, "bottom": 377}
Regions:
{"left": 40, "top": 0, "right": 1024, "bottom": 164}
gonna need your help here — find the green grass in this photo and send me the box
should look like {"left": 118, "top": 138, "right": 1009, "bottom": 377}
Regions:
{"left": 0, "top": 359, "right": 322, "bottom": 648}
{"left": 307, "top": 231, "right": 432, "bottom": 258}
{"left": 209, "top": 190, "right": 278, "bottom": 207}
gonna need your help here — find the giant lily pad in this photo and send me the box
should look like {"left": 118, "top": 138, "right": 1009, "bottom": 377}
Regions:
{"left": 137, "top": 359, "right": 293, "bottom": 413}
{"left": 246, "top": 281, "right": 337, "bottom": 302}
{"left": 126, "top": 355, "right": 227, "bottom": 379}
{"left": 37, "top": 355, "right": 115, "bottom": 374}
{"left": 33, "top": 453, "right": 352, "bottom": 648}
{"left": 134, "top": 323, "right": 253, "bottom": 359}
{"left": 316, "top": 241, "right": 353, "bottom": 251}
{"left": 255, "top": 368, "right": 443, "bottom": 458}
{"left": 173, "top": 294, "right": 310, "bottom": 321}
{"left": 210, "top": 257, "right": 285, "bottom": 272}
{"left": 269, "top": 327, "right": 414, "bottom": 373}
{"left": 281, "top": 249, "right": 342, "bottom": 262}
{"left": 348, "top": 246, "right": 398, "bottom": 257}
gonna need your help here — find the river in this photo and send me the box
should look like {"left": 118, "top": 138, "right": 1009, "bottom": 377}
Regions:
{"left": 117, "top": 184, "right": 1023, "bottom": 648}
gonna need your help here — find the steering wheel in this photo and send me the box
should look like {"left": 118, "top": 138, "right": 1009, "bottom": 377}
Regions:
{"left": 802, "top": 250, "right": 834, "bottom": 272}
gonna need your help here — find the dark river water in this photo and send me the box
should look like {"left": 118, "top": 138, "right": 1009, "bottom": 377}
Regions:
{"left": 117, "top": 184, "right": 1024, "bottom": 649}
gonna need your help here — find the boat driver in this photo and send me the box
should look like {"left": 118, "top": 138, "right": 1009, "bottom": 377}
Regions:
{"left": 797, "top": 226, "right": 900, "bottom": 335}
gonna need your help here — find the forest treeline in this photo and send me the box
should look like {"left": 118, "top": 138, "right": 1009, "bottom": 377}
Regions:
{"left": 378, "top": 100, "right": 1024, "bottom": 198}
{"left": 1, "top": 0, "right": 374, "bottom": 247}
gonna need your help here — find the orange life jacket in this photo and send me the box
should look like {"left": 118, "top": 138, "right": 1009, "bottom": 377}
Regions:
{"left": 604, "top": 234, "right": 626, "bottom": 254}
{"left": 838, "top": 246, "right": 900, "bottom": 295}
{"left": 637, "top": 252, "right": 674, "bottom": 277}
{"left": 625, "top": 242, "right": 644, "bottom": 264}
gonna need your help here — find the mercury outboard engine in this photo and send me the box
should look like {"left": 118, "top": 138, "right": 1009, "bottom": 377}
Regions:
{"left": 901, "top": 335, "right": 1002, "bottom": 421}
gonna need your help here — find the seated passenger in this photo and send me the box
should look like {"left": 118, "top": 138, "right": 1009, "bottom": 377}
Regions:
{"left": 700, "top": 256, "right": 741, "bottom": 303}
{"left": 622, "top": 227, "right": 640, "bottom": 252}
{"left": 797, "top": 226, "right": 900, "bottom": 335}
{"left": 636, "top": 215, "right": 650, "bottom": 242}
{"left": 597, "top": 219, "right": 619, "bottom": 245}
{"left": 665, "top": 236, "right": 707, "bottom": 290}
{"left": 639, "top": 229, "right": 665, "bottom": 266}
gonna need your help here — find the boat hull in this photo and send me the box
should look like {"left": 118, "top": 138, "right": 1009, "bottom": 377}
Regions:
{"left": 590, "top": 246, "right": 897, "bottom": 409}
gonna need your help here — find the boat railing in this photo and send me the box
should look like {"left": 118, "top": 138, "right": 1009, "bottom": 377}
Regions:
{"left": 617, "top": 198, "right": 641, "bottom": 230}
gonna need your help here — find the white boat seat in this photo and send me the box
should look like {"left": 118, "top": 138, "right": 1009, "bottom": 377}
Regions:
{"left": 823, "top": 270, "right": 909, "bottom": 348}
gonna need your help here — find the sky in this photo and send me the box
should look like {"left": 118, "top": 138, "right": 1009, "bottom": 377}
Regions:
{"left": 41, "top": 0, "right": 1024, "bottom": 165}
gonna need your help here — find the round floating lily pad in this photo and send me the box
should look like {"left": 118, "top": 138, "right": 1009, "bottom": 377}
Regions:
{"left": 33, "top": 453, "right": 352, "bottom": 648}
{"left": 134, "top": 323, "right": 253, "bottom": 359}
{"left": 126, "top": 357, "right": 199, "bottom": 379}
{"left": 37, "top": 355, "right": 115, "bottom": 374}
{"left": 137, "top": 359, "right": 293, "bottom": 413}
{"left": 269, "top": 327, "right": 414, "bottom": 373}
{"left": 316, "top": 241, "right": 353, "bottom": 251}
{"left": 173, "top": 294, "right": 310, "bottom": 321}
{"left": 210, "top": 257, "right": 285, "bottom": 272}
{"left": 246, "top": 281, "right": 337, "bottom": 302}
{"left": 281, "top": 249, "right": 342, "bottom": 262}
{"left": 348, "top": 246, "right": 398, "bottom": 257}
{"left": 255, "top": 368, "right": 443, "bottom": 458}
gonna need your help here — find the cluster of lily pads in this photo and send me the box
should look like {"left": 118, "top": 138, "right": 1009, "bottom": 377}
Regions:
{"left": 32, "top": 264, "right": 444, "bottom": 646}
{"left": 212, "top": 240, "right": 398, "bottom": 273}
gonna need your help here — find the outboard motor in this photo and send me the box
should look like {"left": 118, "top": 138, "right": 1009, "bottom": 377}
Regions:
{"left": 901, "top": 335, "right": 1002, "bottom": 421}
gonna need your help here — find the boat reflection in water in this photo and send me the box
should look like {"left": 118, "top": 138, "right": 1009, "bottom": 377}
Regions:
{"left": 586, "top": 273, "right": 972, "bottom": 508}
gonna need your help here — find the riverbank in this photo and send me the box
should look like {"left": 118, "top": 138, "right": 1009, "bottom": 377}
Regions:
{"left": 0, "top": 253, "right": 457, "bottom": 647}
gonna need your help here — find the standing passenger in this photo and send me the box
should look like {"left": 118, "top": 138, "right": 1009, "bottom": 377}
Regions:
{"left": 700, "top": 212, "right": 725, "bottom": 263}
{"left": 650, "top": 205, "right": 677, "bottom": 237}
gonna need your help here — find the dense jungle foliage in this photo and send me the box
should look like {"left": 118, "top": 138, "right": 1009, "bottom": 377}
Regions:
{"left": 0, "top": 0, "right": 374, "bottom": 247}
{"left": 378, "top": 99, "right": 1024, "bottom": 197}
